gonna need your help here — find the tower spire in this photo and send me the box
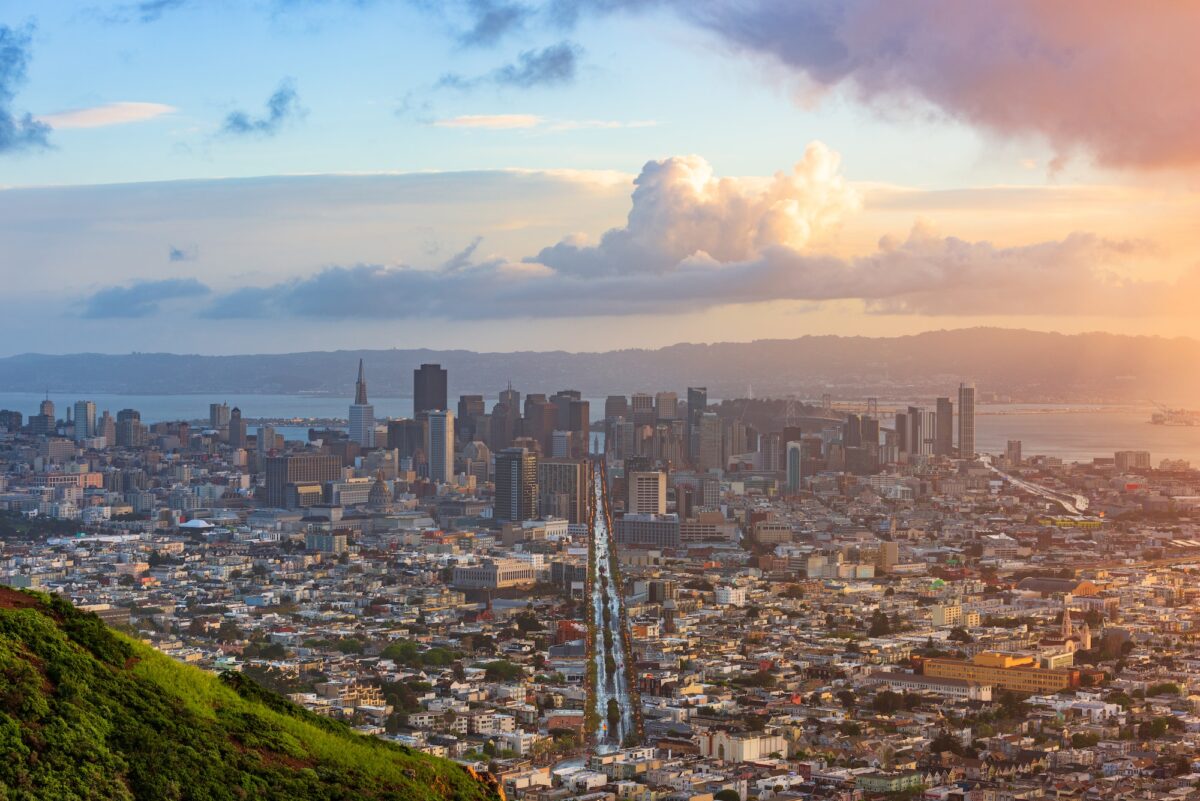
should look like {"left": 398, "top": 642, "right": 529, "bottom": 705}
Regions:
{"left": 354, "top": 359, "right": 368, "bottom": 405}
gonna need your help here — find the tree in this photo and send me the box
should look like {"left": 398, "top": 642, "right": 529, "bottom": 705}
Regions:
{"left": 868, "top": 611, "right": 891, "bottom": 637}
{"left": 871, "top": 690, "right": 903, "bottom": 714}
{"left": 948, "top": 627, "right": 974, "bottom": 643}
{"left": 836, "top": 690, "right": 856, "bottom": 709}
{"left": 714, "top": 790, "right": 740, "bottom": 801}
{"left": 606, "top": 698, "right": 621, "bottom": 732}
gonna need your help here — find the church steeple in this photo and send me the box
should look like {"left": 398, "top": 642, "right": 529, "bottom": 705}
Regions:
{"left": 1061, "top": 605, "right": 1073, "bottom": 640}
{"left": 354, "top": 359, "right": 368, "bottom": 405}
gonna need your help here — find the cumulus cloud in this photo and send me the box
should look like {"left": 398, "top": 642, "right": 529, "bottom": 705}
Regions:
{"left": 533, "top": 142, "right": 857, "bottom": 275}
{"left": 83, "top": 278, "right": 210, "bottom": 318}
{"left": 222, "top": 80, "right": 303, "bottom": 137}
{"left": 560, "top": 0, "right": 1200, "bottom": 169}
{"left": 0, "top": 24, "right": 51, "bottom": 155}
{"left": 37, "top": 101, "right": 176, "bottom": 130}
{"left": 439, "top": 40, "right": 581, "bottom": 89}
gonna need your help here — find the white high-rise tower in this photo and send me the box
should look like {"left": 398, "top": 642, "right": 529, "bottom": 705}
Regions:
{"left": 349, "top": 359, "right": 375, "bottom": 447}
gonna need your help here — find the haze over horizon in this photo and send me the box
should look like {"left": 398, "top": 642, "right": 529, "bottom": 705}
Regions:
{"left": 2, "top": 1, "right": 1199, "bottom": 353}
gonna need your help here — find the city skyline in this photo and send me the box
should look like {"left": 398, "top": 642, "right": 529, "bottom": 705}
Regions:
{"left": 2, "top": 2, "right": 1199, "bottom": 354}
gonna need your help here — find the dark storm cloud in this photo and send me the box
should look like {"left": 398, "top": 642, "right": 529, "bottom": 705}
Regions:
{"left": 0, "top": 24, "right": 51, "bottom": 154}
{"left": 83, "top": 278, "right": 210, "bottom": 318}
{"left": 222, "top": 80, "right": 303, "bottom": 137}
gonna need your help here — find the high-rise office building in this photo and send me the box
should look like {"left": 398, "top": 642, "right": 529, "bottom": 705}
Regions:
{"left": 630, "top": 393, "right": 655, "bottom": 426}
{"left": 413, "top": 363, "right": 447, "bottom": 417}
{"left": 494, "top": 447, "right": 538, "bottom": 522}
{"left": 98, "top": 410, "right": 115, "bottom": 446}
{"left": 115, "top": 409, "right": 145, "bottom": 448}
{"left": 538, "top": 458, "right": 586, "bottom": 524}
{"left": 209, "top": 402, "right": 230, "bottom": 432}
{"left": 786, "top": 441, "right": 803, "bottom": 495}
{"left": 425, "top": 410, "right": 454, "bottom": 483}
{"left": 228, "top": 407, "right": 247, "bottom": 448}
{"left": 387, "top": 417, "right": 425, "bottom": 459}
{"left": 906, "top": 406, "right": 928, "bottom": 456}
{"left": 457, "top": 394, "right": 485, "bottom": 439}
{"left": 686, "top": 386, "right": 707, "bottom": 462}
{"left": 655, "top": 392, "right": 678, "bottom": 421}
{"left": 935, "top": 397, "right": 954, "bottom": 456}
{"left": 29, "top": 398, "right": 55, "bottom": 436}
{"left": 1006, "top": 440, "right": 1023, "bottom": 466}
{"left": 605, "top": 395, "right": 628, "bottom": 420}
{"left": 627, "top": 470, "right": 667, "bottom": 515}
{"left": 349, "top": 359, "right": 375, "bottom": 447}
{"left": 264, "top": 454, "right": 342, "bottom": 508}
{"left": 696, "top": 412, "right": 723, "bottom": 471}
{"left": 843, "top": 413, "right": 861, "bottom": 447}
{"left": 73, "top": 400, "right": 96, "bottom": 442}
{"left": 958, "top": 382, "right": 976, "bottom": 459}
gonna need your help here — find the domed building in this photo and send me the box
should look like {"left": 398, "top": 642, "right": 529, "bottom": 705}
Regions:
{"left": 367, "top": 470, "right": 393, "bottom": 511}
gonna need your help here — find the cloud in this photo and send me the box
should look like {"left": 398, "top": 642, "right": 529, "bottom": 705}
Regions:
{"left": 561, "top": 0, "right": 1200, "bottom": 169}
{"left": 0, "top": 24, "right": 51, "bottom": 155}
{"left": 439, "top": 40, "right": 582, "bottom": 89}
{"left": 494, "top": 40, "right": 580, "bottom": 87}
{"left": 114, "top": 0, "right": 190, "bottom": 23}
{"left": 434, "top": 113, "right": 543, "bottom": 129}
{"left": 222, "top": 80, "right": 303, "bottom": 137}
{"left": 458, "top": 0, "right": 533, "bottom": 46}
{"left": 533, "top": 142, "right": 858, "bottom": 275}
{"left": 36, "top": 101, "right": 177, "bottom": 130}
{"left": 83, "top": 277, "right": 210, "bottom": 318}
{"left": 185, "top": 144, "right": 1195, "bottom": 321}
{"left": 168, "top": 245, "right": 197, "bottom": 262}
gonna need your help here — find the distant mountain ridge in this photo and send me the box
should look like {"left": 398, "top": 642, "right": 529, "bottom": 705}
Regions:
{"left": 0, "top": 328, "right": 1196, "bottom": 403}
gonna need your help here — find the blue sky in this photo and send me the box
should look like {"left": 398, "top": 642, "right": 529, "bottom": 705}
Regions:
{"left": 1, "top": 1, "right": 1198, "bottom": 355}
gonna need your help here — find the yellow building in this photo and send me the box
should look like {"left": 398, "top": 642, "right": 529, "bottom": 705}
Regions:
{"left": 923, "top": 651, "right": 1079, "bottom": 694}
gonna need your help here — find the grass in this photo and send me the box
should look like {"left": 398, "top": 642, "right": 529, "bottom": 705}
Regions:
{"left": 0, "top": 587, "right": 501, "bottom": 801}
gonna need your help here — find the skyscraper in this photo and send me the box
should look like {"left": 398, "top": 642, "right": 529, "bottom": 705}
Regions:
{"left": 655, "top": 392, "right": 678, "bottom": 420}
{"left": 935, "top": 397, "right": 954, "bottom": 456}
{"left": 413, "top": 363, "right": 448, "bottom": 417}
{"left": 958, "top": 382, "right": 976, "bottom": 459}
{"left": 786, "top": 441, "right": 803, "bottom": 495}
{"left": 696, "top": 412, "right": 723, "bottom": 471}
{"left": 630, "top": 393, "right": 655, "bottom": 426}
{"left": 686, "top": 386, "right": 707, "bottom": 462}
{"left": 73, "top": 400, "right": 96, "bottom": 442}
{"left": 604, "top": 395, "right": 628, "bottom": 420}
{"left": 538, "top": 458, "right": 586, "bottom": 524}
{"left": 494, "top": 447, "right": 538, "bottom": 522}
{"left": 349, "top": 359, "right": 375, "bottom": 447}
{"left": 456, "top": 394, "right": 485, "bottom": 439}
{"left": 425, "top": 410, "right": 454, "bottom": 483}
{"left": 209, "top": 402, "right": 230, "bottom": 432}
{"left": 228, "top": 407, "right": 247, "bottom": 448}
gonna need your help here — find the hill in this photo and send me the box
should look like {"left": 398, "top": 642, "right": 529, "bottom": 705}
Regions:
{"left": 0, "top": 328, "right": 1196, "bottom": 402}
{"left": 0, "top": 586, "right": 502, "bottom": 801}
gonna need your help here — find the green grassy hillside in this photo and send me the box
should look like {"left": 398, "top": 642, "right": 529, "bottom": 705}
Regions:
{"left": 0, "top": 586, "right": 503, "bottom": 801}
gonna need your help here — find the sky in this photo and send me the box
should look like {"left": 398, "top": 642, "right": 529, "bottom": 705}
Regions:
{"left": 1, "top": 0, "right": 1198, "bottom": 355}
